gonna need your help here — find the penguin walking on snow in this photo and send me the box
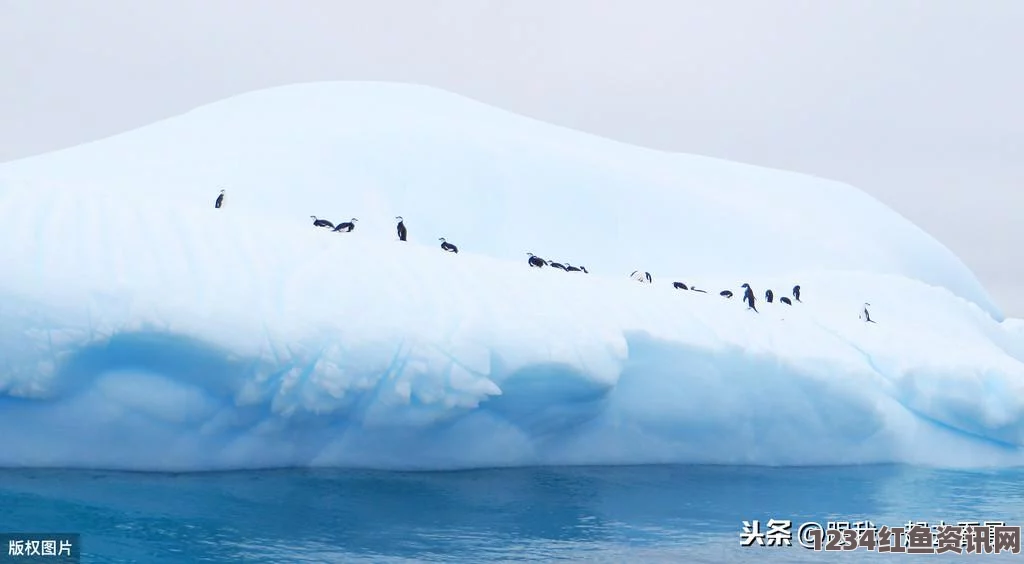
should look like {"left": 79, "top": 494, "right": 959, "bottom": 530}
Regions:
{"left": 673, "top": 282, "right": 688, "bottom": 290}
{"left": 793, "top": 285, "right": 802, "bottom": 302}
{"left": 214, "top": 189, "right": 225, "bottom": 209}
{"left": 311, "top": 216, "right": 335, "bottom": 229}
{"left": 527, "top": 253, "right": 547, "bottom": 268}
{"left": 333, "top": 218, "right": 358, "bottom": 232}
{"left": 439, "top": 237, "right": 458, "bottom": 253}
{"left": 860, "top": 302, "right": 876, "bottom": 323}
{"left": 396, "top": 216, "right": 407, "bottom": 241}
{"left": 780, "top": 297, "right": 792, "bottom": 305}
{"left": 742, "top": 283, "right": 758, "bottom": 312}
{"left": 765, "top": 289, "right": 774, "bottom": 303}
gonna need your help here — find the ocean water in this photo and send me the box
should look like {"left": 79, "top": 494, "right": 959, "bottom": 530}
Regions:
{"left": 2, "top": 464, "right": 1022, "bottom": 563}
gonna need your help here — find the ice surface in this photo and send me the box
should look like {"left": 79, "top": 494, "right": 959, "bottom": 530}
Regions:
{"left": 1, "top": 81, "right": 1023, "bottom": 471}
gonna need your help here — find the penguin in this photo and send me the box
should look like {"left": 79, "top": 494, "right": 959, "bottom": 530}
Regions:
{"left": 793, "top": 285, "right": 802, "bottom": 302}
{"left": 720, "top": 290, "right": 734, "bottom": 298}
{"left": 311, "top": 216, "right": 335, "bottom": 229}
{"left": 691, "top": 287, "right": 708, "bottom": 293}
{"left": 631, "top": 271, "right": 653, "bottom": 284}
{"left": 333, "top": 218, "right": 358, "bottom": 232}
{"left": 439, "top": 237, "right": 458, "bottom": 253}
{"left": 780, "top": 297, "right": 793, "bottom": 305}
{"left": 741, "top": 283, "right": 758, "bottom": 312}
{"left": 860, "top": 302, "right": 876, "bottom": 323}
{"left": 673, "top": 282, "right": 689, "bottom": 290}
{"left": 765, "top": 289, "right": 774, "bottom": 303}
{"left": 214, "top": 189, "right": 225, "bottom": 209}
{"left": 396, "top": 216, "right": 407, "bottom": 241}
{"left": 565, "top": 264, "right": 582, "bottom": 272}
{"left": 550, "top": 261, "right": 568, "bottom": 271}
{"left": 527, "top": 253, "right": 547, "bottom": 268}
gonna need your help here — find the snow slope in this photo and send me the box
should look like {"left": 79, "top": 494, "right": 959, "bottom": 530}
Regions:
{"left": 0, "top": 81, "right": 1022, "bottom": 471}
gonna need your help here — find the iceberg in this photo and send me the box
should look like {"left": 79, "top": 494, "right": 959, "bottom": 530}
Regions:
{"left": 1, "top": 81, "right": 1023, "bottom": 471}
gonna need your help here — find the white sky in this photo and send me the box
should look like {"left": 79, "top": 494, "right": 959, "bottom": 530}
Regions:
{"left": 2, "top": 0, "right": 1021, "bottom": 316}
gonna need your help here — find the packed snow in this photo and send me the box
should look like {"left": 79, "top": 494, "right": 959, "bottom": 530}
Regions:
{"left": 1, "top": 81, "right": 1023, "bottom": 471}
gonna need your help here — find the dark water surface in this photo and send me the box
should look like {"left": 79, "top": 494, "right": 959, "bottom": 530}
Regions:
{"left": 2, "top": 465, "right": 1023, "bottom": 562}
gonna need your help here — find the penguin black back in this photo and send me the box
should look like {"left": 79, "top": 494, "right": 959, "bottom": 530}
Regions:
{"left": 673, "top": 282, "right": 688, "bottom": 290}
{"left": 439, "top": 237, "right": 458, "bottom": 253}
{"left": 527, "top": 253, "right": 547, "bottom": 268}
{"left": 765, "top": 289, "right": 774, "bottom": 303}
{"left": 741, "top": 284, "right": 754, "bottom": 299}
{"left": 396, "top": 216, "right": 407, "bottom": 241}
{"left": 550, "top": 261, "right": 568, "bottom": 270}
{"left": 742, "top": 284, "right": 758, "bottom": 312}
{"left": 334, "top": 218, "right": 358, "bottom": 232}
{"left": 311, "top": 215, "right": 335, "bottom": 229}
{"left": 214, "top": 189, "right": 225, "bottom": 209}
{"left": 793, "top": 285, "right": 802, "bottom": 302}
{"left": 720, "top": 290, "right": 733, "bottom": 298}
{"left": 780, "top": 297, "right": 792, "bottom": 305}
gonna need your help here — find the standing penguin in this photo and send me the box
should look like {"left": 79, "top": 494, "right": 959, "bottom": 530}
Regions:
{"left": 396, "top": 216, "right": 407, "bottom": 241}
{"left": 439, "top": 237, "right": 458, "bottom": 253}
{"left": 741, "top": 283, "right": 758, "bottom": 312}
{"left": 765, "top": 289, "right": 774, "bottom": 303}
{"left": 793, "top": 285, "right": 802, "bottom": 302}
{"left": 860, "top": 302, "right": 876, "bottom": 323}
{"left": 214, "top": 189, "right": 225, "bottom": 209}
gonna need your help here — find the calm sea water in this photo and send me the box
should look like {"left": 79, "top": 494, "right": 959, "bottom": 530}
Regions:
{"left": 2, "top": 464, "right": 1023, "bottom": 563}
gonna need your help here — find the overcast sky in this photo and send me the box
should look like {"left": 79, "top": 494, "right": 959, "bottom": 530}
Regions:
{"left": 2, "top": 0, "right": 1022, "bottom": 316}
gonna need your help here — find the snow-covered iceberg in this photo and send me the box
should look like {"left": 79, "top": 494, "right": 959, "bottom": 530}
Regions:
{"left": 1, "top": 81, "right": 1022, "bottom": 471}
